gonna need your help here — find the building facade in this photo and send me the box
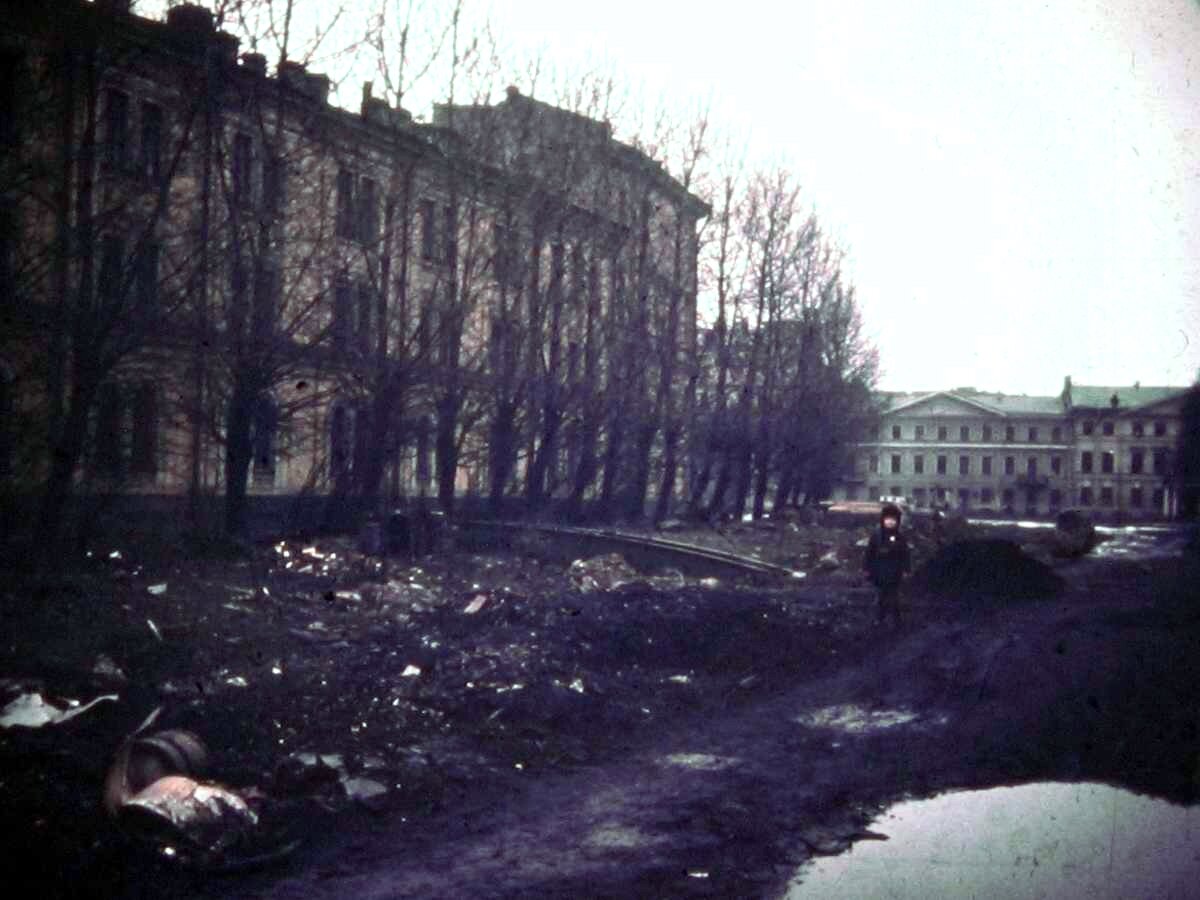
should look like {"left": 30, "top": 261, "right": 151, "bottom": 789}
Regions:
{"left": 1, "top": 0, "right": 708, "bottom": 530}
{"left": 836, "top": 379, "right": 1191, "bottom": 520}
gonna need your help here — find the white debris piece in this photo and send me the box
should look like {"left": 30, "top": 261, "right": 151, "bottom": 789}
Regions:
{"left": 0, "top": 692, "right": 118, "bottom": 729}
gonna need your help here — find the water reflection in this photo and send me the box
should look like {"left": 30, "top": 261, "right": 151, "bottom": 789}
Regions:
{"left": 788, "top": 782, "right": 1200, "bottom": 899}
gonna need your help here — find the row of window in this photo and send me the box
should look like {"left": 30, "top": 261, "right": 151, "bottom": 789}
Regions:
{"left": 877, "top": 419, "right": 1170, "bottom": 442}
{"left": 1079, "top": 448, "right": 1170, "bottom": 476}
{"left": 870, "top": 454, "right": 1062, "bottom": 477}
{"left": 877, "top": 423, "right": 1063, "bottom": 443}
{"left": 103, "top": 88, "right": 164, "bottom": 184}
{"left": 1079, "top": 419, "right": 1168, "bottom": 438}
{"left": 861, "top": 485, "right": 1166, "bottom": 511}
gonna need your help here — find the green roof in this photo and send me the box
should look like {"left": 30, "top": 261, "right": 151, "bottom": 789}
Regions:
{"left": 1067, "top": 384, "right": 1190, "bottom": 412}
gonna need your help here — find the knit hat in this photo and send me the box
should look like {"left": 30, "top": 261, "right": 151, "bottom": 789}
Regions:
{"left": 880, "top": 502, "right": 903, "bottom": 523}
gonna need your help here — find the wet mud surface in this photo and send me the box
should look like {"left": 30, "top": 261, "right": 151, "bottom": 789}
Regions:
{"left": 1, "top": 519, "right": 1197, "bottom": 898}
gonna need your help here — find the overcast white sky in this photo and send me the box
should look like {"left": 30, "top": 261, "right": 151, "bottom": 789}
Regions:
{"left": 476, "top": 0, "right": 1200, "bottom": 396}
{"left": 143, "top": 0, "right": 1200, "bottom": 396}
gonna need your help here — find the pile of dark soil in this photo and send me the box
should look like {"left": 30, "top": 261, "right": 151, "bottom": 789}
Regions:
{"left": 908, "top": 538, "right": 1065, "bottom": 602}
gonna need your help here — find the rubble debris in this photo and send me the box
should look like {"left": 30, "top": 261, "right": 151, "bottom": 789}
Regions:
{"left": 147, "top": 583, "right": 168, "bottom": 596}
{"left": 341, "top": 776, "right": 389, "bottom": 811}
{"left": 116, "top": 775, "right": 258, "bottom": 860}
{"left": 909, "top": 539, "right": 1065, "bottom": 602}
{"left": 105, "top": 724, "right": 209, "bottom": 815}
{"left": 0, "top": 691, "right": 118, "bottom": 729}
{"left": 569, "top": 554, "right": 639, "bottom": 592}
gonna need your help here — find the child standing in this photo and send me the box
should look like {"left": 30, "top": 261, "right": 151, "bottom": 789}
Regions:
{"left": 863, "top": 502, "right": 911, "bottom": 625}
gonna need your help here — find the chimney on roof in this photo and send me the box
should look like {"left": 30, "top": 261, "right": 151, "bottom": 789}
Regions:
{"left": 166, "top": 4, "right": 214, "bottom": 34}
{"left": 505, "top": 85, "right": 521, "bottom": 102}
{"left": 278, "top": 60, "right": 329, "bottom": 104}
{"left": 1110, "top": 393, "right": 1120, "bottom": 409}
{"left": 1134, "top": 380, "right": 1140, "bottom": 390}
{"left": 241, "top": 52, "right": 267, "bottom": 77}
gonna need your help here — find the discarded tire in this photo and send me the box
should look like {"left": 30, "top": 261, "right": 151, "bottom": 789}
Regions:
{"left": 105, "top": 728, "right": 208, "bottom": 816}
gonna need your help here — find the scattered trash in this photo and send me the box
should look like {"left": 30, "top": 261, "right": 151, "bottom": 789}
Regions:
{"left": 147, "top": 583, "right": 168, "bottom": 596}
{"left": 147, "top": 619, "right": 163, "bottom": 641}
{"left": 402, "top": 665, "right": 422, "bottom": 678}
{"left": 341, "top": 776, "right": 389, "bottom": 811}
{"left": 117, "top": 775, "right": 259, "bottom": 860}
{"left": 93, "top": 655, "right": 127, "bottom": 682}
{"left": 463, "top": 594, "right": 488, "bottom": 615}
{"left": 0, "top": 691, "right": 118, "bottom": 729}
{"left": 568, "top": 554, "right": 639, "bottom": 592}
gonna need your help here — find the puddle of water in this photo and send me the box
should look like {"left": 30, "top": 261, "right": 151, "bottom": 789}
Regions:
{"left": 795, "top": 704, "right": 919, "bottom": 733}
{"left": 787, "top": 782, "right": 1200, "bottom": 899}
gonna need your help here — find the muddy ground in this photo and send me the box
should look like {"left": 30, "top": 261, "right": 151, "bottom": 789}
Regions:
{"left": 1, "top": 516, "right": 1197, "bottom": 899}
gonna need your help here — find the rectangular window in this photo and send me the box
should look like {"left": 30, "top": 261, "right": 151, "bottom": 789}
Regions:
{"left": 1081, "top": 451, "right": 1093, "bottom": 474}
{"left": 1082, "top": 420, "right": 1094, "bottom": 436}
{"left": 936, "top": 455, "right": 947, "bottom": 475}
{"left": 135, "top": 240, "right": 159, "bottom": 312}
{"left": 982, "top": 424, "right": 993, "bottom": 441}
{"left": 914, "top": 455, "right": 924, "bottom": 475}
{"left": 960, "top": 426, "right": 970, "bottom": 442}
{"left": 1154, "top": 421, "right": 1167, "bottom": 437}
{"left": 1004, "top": 456, "right": 1015, "bottom": 475}
{"left": 1101, "top": 451, "right": 1114, "bottom": 474}
{"left": 1153, "top": 448, "right": 1168, "bottom": 475}
{"left": 959, "top": 455, "right": 969, "bottom": 476}
{"left": 263, "top": 155, "right": 285, "bottom": 215}
{"left": 1132, "top": 421, "right": 1144, "bottom": 438}
{"left": 915, "top": 425, "right": 925, "bottom": 440}
{"left": 98, "top": 235, "right": 124, "bottom": 308}
{"left": 232, "top": 133, "right": 253, "bottom": 208}
{"left": 1130, "top": 487, "right": 1143, "bottom": 508}
{"left": 130, "top": 383, "right": 157, "bottom": 477}
{"left": 1102, "top": 420, "right": 1114, "bottom": 436}
{"left": 958, "top": 489, "right": 970, "bottom": 510}
{"left": 937, "top": 426, "right": 947, "bottom": 441}
{"left": 1051, "top": 426, "right": 1062, "bottom": 442}
{"left": 1027, "top": 457, "right": 1038, "bottom": 477}
{"left": 336, "top": 169, "right": 356, "bottom": 239}
{"left": 1002, "top": 488, "right": 1014, "bottom": 509}
{"left": 139, "top": 101, "right": 162, "bottom": 183}
{"left": 333, "top": 272, "right": 352, "bottom": 351}
{"left": 356, "top": 280, "right": 373, "bottom": 352}
{"left": 869, "top": 455, "right": 878, "bottom": 474}
{"left": 1049, "top": 489, "right": 1062, "bottom": 510}
{"left": 1130, "top": 448, "right": 1144, "bottom": 474}
{"left": 1152, "top": 487, "right": 1165, "bottom": 508}
{"left": 419, "top": 199, "right": 436, "bottom": 260}
{"left": 1005, "top": 425, "right": 1015, "bottom": 442}
{"left": 1051, "top": 455, "right": 1062, "bottom": 475}
{"left": 359, "top": 177, "right": 379, "bottom": 243}
{"left": 982, "top": 456, "right": 992, "bottom": 476}
{"left": 1100, "top": 486, "right": 1114, "bottom": 507}
{"left": 913, "top": 487, "right": 927, "bottom": 505}
{"left": 104, "top": 89, "right": 130, "bottom": 170}
{"left": 94, "top": 383, "right": 123, "bottom": 477}
{"left": 892, "top": 425, "right": 901, "bottom": 440}
{"left": 1080, "top": 486, "right": 1092, "bottom": 506}
{"left": 443, "top": 204, "right": 457, "bottom": 265}
{"left": 1028, "top": 427, "right": 1038, "bottom": 442}
{"left": 890, "top": 454, "right": 901, "bottom": 474}
{"left": 981, "top": 487, "right": 994, "bottom": 504}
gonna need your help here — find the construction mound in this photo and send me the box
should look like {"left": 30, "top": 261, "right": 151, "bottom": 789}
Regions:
{"left": 909, "top": 538, "right": 1065, "bottom": 602}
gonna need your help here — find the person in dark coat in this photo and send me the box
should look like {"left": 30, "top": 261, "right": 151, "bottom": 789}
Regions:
{"left": 863, "top": 502, "right": 911, "bottom": 624}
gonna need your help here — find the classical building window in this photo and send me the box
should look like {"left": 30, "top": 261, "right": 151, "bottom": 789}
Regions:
{"left": 1002, "top": 488, "right": 1014, "bottom": 509}
{"left": 1100, "top": 486, "right": 1114, "bottom": 506}
{"left": 891, "top": 425, "right": 901, "bottom": 440}
{"left": 913, "top": 455, "right": 924, "bottom": 474}
{"left": 1152, "top": 448, "right": 1168, "bottom": 475}
{"left": 1027, "top": 457, "right": 1038, "bottom": 477}
{"left": 232, "top": 133, "right": 253, "bottom": 208}
{"left": 1130, "top": 487, "right": 1143, "bottom": 508}
{"left": 443, "top": 204, "right": 457, "bottom": 266}
{"left": 419, "top": 199, "right": 436, "bottom": 260}
{"left": 139, "top": 101, "right": 163, "bottom": 184}
{"left": 936, "top": 455, "right": 947, "bottom": 475}
{"left": 262, "top": 155, "right": 285, "bottom": 216}
{"left": 1082, "top": 420, "right": 1094, "bottom": 436}
{"left": 982, "top": 425, "right": 993, "bottom": 441}
{"left": 869, "top": 454, "right": 878, "bottom": 474}
{"left": 1081, "top": 451, "right": 1093, "bottom": 474}
{"left": 1005, "top": 425, "right": 1015, "bottom": 442}
{"left": 1154, "top": 421, "right": 1166, "bottom": 437}
{"left": 960, "top": 426, "right": 969, "bottom": 441}
{"left": 359, "top": 177, "right": 379, "bottom": 243}
{"left": 336, "top": 169, "right": 356, "bottom": 239}
{"left": 1051, "top": 426, "right": 1062, "bottom": 442}
{"left": 130, "top": 383, "right": 157, "bottom": 477}
{"left": 982, "top": 456, "right": 992, "bottom": 475}
{"left": 1079, "top": 486, "right": 1092, "bottom": 506}
{"left": 1101, "top": 452, "right": 1114, "bottom": 474}
{"left": 915, "top": 425, "right": 925, "bottom": 439}
{"left": 104, "top": 88, "right": 130, "bottom": 170}
{"left": 890, "top": 454, "right": 901, "bottom": 474}
{"left": 1152, "top": 487, "right": 1164, "bottom": 508}
{"left": 1132, "top": 421, "right": 1144, "bottom": 438}
{"left": 1101, "top": 420, "right": 1114, "bottom": 436}
{"left": 1051, "top": 455, "right": 1062, "bottom": 475}
{"left": 1028, "top": 427, "right": 1038, "bottom": 442}
{"left": 1130, "top": 448, "right": 1144, "bottom": 474}
{"left": 958, "top": 489, "right": 970, "bottom": 509}
{"left": 1004, "top": 456, "right": 1015, "bottom": 475}
{"left": 980, "top": 487, "right": 994, "bottom": 504}
{"left": 913, "top": 487, "right": 927, "bottom": 505}
{"left": 937, "top": 426, "right": 947, "bottom": 441}
{"left": 1049, "top": 490, "right": 1062, "bottom": 510}
{"left": 332, "top": 271, "right": 353, "bottom": 352}
{"left": 959, "top": 455, "right": 969, "bottom": 476}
